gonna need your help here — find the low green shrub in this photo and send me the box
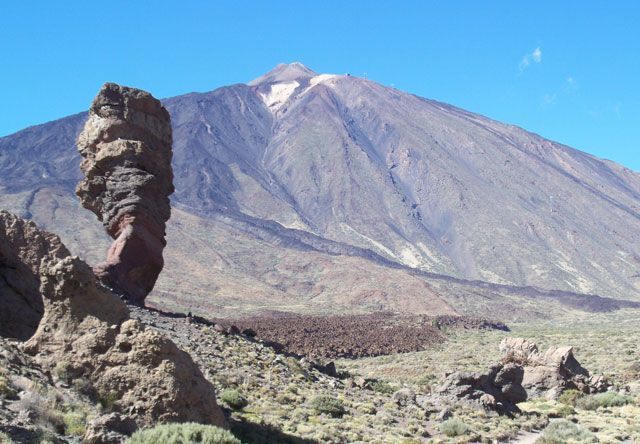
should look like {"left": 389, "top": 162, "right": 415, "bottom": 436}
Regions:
{"left": 555, "top": 404, "right": 575, "bottom": 418}
{"left": 537, "top": 419, "right": 596, "bottom": 443}
{"left": 63, "top": 411, "right": 88, "bottom": 436}
{"left": 219, "top": 389, "right": 248, "bottom": 410}
{"left": 310, "top": 395, "right": 346, "bottom": 418}
{"left": 576, "top": 392, "right": 634, "bottom": 410}
{"left": 557, "top": 389, "right": 583, "bottom": 406}
{"left": 439, "top": 418, "right": 470, "bottom": 437}
{"left": 53, "top": 361, "right": 73, "bottom": 383}
{"left": 126, "top": 423, "right": 240, "bottom": 444}
{"left": 0, "top": 431, "right": 13, "bottom": 443}
{"left": 370, "top": 380, "right": 395, "bottom": 395}
{"left": 357, "top": 403, "right": 377, "bottom": 415}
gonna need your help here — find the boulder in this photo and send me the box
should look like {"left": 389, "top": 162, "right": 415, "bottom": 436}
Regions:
{"left": 500, "top": 337, "right": 609, "bottom": 399}
{"left": 434, "top": 362, "right": 527, "bottom": 415}
{"left": 83, "top": 413, "right": 138, "bottom": 444}
{"left": 76, "top": 83, "right": 174, "bottom": 304}
{"left": 392, "top": 388, "right": 416, "bottom": 407}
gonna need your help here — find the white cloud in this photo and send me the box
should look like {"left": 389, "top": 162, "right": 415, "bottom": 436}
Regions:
{"left": 519, "top": 46, "right": 543, "bottom": 72}
{"left": 532, "top": 47, "right": 542, "bottom": 63}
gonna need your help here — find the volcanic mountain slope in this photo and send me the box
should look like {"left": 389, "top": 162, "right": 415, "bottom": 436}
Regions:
{"left": 1, "top": 63, "right": 640, "bottom": 319}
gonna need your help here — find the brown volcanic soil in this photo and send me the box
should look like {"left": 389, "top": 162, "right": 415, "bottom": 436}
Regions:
{"left": 215, "top": 313, "right": 508, "bottom": 359}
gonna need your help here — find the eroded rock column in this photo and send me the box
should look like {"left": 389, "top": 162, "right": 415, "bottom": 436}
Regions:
{"left": 76, "top": 83, "right": 174, "bottom": 304}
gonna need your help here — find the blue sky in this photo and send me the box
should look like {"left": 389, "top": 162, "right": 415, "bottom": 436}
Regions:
{"left": 1, "top": 1, "right": 638, "bottom": 170}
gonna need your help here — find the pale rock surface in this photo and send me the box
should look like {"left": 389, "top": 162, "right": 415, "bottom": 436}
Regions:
{"left": 500, "top": 337, "right": 609, "bottom": 399}
{"left": 23, "top": 254, "right": 226, "bottom": 429}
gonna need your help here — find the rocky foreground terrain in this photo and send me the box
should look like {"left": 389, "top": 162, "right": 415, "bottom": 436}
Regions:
{"left": 2, "top": 304, "right": 639, "bottom": 443}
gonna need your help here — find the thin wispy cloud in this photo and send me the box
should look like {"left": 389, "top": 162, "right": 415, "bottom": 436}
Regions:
{"left": 541, "top": 93, "right": 557, "bottom": 107}
{"left": 564, "top": 76, "right": 578, "bottom": 92}
{"left": 519, "top": 46, "right": 543, "bottom": 72}
{"left": 540, "top": 76, "right": 577, "bottom": 109}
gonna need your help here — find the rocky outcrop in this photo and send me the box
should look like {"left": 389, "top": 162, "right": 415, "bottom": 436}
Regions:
{"left": 83, "top": 413, "right": 138, "bottom": 444}
{"left": 23, "top": 254, "right": 226, "bottom": 430}
{"left": 0, "top": 211, "right": 70, "bottom": 340}
{"left": 0, "top": 211, "right": 225, "bottom": 436}
{"left": 431, "top": 362, "right": 528, "bottom": 415}
{"left": 76, "top": 83, "right": 174, "bottom": 304}
{"left": 500, "top": 337, "right": 610, "bottom": 399}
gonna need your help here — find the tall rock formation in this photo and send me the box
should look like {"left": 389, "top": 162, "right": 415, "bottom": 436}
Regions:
{"left": 76, "top": 83, "right": 174, "bottom": 304}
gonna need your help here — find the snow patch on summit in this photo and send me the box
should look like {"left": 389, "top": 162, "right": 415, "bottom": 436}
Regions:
{"left": 310, "top": 74, "right": 339, "bottom": 87}
{"left": 259, "top": 81, "right": 299, "bottom": 112}
{"left": 300, "top": 74, "right": 340, "bottom": 96}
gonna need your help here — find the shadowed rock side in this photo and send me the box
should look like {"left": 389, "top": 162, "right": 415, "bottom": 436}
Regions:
{"left": 76, "top": 83, "right": 174, "bottom": 304}
{"left": 0, "top": 211, "right": 225, "bottom": 438}
{"left": 0, "top": 211, "right": 70, "bottom": 340}
{"left": 429, "top": 362, "right": 528, "bottom": 415}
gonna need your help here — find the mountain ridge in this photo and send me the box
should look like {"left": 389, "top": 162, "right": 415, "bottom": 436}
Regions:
{"left": 1, "top": 63, "right": 639, "bottom": 319}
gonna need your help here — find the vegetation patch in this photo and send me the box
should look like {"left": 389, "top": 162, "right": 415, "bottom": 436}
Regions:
{"left": 62, "top": 410, "right": 88, "bottom": 436}
{"left": 557, "top": 389, "right": 584, "bottom": 407}
{"left": 576, "top": 392, "right": 634, "bottom": 410}
{"left": 537, "top": 419, "right": 597, "bottom": 443}
{"left": 219, "top": 389, "right": 249, "bottom": 410}
{"left": 310, "top": 395, "right": 346, "bottom": 418}
{"left": 126, "top": 422, "right": 240, "bottom": 444}
{"left": 439, "top": 418, "right": 470, "bottom": 437}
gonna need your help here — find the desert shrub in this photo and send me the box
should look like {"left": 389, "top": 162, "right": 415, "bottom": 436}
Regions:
{"left": 357, "top": 403, "right": 377, "bottom": 415}
{"left": 219, "top": 389, "right": 248, "bottom": 410}
{"left": 557, "top": 389, "right": 583, "bottom": 406}
{"left": 63, "top": 411, "right": 88, "bottom": 436}
{"left": 555, "top": 404, "right": 575, "bottom": 418}
{"left": 0, "top": 431, "right": 13, "bottom": 443}
{"left": 14, "top": 391, "right": 65, "bottom": 434}
{"left": 576, "top": 392, "right": 634, "bottom": 410}
{"left": 537, "top": 419, "right": 596, "bottom": 443}
{"left": 98, "top": 391, "right": 120, "bottom": 411}
{"left": 53, "top": 361, "right": 74, "bottom": 383}
{"left": 310, "top": 395, "right": 346, "bottom": 418}
{"left": 439, "top": 418, "right": 470, "bottom": 437}
{"left": 0, "top": 374, "right": 16, "bottom": 400}
{"left": 126, "top": 423, "right": 240, "bottom": 444}
{"left": 370, "top": 380, "right": 395, "bottom": 395}
{"left": 626, "top": 362, "right": 640, "bottom": 376}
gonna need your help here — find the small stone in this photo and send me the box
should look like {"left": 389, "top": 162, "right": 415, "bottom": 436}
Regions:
{"left": 392, "top": 388, "right": 416, "bottom": 407}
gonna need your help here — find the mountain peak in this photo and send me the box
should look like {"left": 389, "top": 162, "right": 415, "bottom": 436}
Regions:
{"left": 248, "top": 62, "right": 317, "bottom": 86}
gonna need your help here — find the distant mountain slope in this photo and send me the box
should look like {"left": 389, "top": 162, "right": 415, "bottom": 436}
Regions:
{"left": 1, "top": 63, "right": 639, "bottom": 319}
